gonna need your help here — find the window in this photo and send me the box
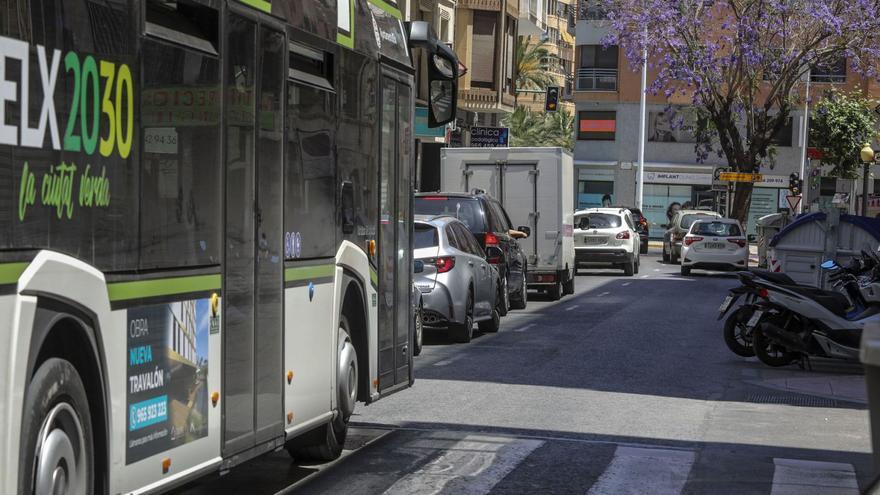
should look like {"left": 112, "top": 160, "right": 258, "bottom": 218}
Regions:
{"left": 489, "top": 201, "right": 511, "bottom": 231}
{"left": 811, "top": 58, "right": 846, "bottom": 83}
{"left": 681, "top": 214, "right": 717, "bottom": 230}
{"left": 414, "top": 197, "right": 488, "bottom": 232}
{"left": 578, "top": 111, "right": 616, "bottom": 140}
{"left": 769, "top": 117, "right": 793, "bottom": 147}
{"left": 691, "top": 221, "right": 742, "bottom": 236}
{"left": 577, "top": 213, "right": 621, "bottom": 229}
{"left": 577, "top": 45, "right": 618, "bottom": 90}
{"left": 285, "top": 81, "right": 337, "bottom": 258}
{"left": 454, "top": 223, "right": 482, "bottom": 256}
{"left": 445, "top": 225, "right": 460, "bottom": 249}
{"left": 140, "top": 39, "right": 222, "bottom": 269}
{"left": 414, "top": 224, "right": 439, "bottom": 249}
{"left": 471, "top": 11, "right": 497, "bottom": 88}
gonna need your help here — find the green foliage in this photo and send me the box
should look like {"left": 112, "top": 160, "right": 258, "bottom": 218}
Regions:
{"left": 502, "top": 105, "right": 574, "bottom": 151}
{"left": 516, "top": 37, "right": 555, "bottom": 90}
{"left": 810, "top": 90, "right": 879, "bottom": 179}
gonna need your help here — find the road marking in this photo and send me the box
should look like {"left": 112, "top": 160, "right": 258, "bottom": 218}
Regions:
{"left": 434, "top": 355, "right": 462, "bottom": 367}
{"left": 565, "top": 305, "right": 580, "bottom": 311}
{"left": 621, "top": 282, "right": 631, "bottom": 287}
{"left": 586, "top": 446, "right": 695, "bottom": 495}
{"left": 640, "top": 275, "right": 650, "bottom": 279}
{"left": 770, "top": 458, "right": 858, "bottom": 495}
{"left": 597, "top": 291, "right": 610, "bottom": 297}
{"left": 654, "top": 268, "right": 661, "bottom": 272}
{"left": 383, "top": 434, "right": 544, "bottom": 495}
{"left": 513, "top": 323, "right": 535, "bottom": 333}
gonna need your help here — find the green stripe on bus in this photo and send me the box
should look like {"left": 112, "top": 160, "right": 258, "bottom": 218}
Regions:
{"left": 285, "top": 264, "right": 335, "bottom": 282}
{"left": 368, "top": 0, "right": 402, "bottom": 19}
{"left": 0, "top": 262, "right": 29, "bottom": 285}
{"left": 238, "top": 0, "right": 272, "bottom": 13}
{"left": 370, "top": 268, "right": 378, "bottom": 286}
{"left": 107, "top": 274, "right": 221, "bottom": 302}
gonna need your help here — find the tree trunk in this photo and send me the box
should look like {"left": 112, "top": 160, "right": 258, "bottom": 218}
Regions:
{"left": 731, "top": 181, "right": 754, "bottom": 226}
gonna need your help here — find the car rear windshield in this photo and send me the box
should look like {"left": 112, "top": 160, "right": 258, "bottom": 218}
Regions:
{"left": 681, "top": 214, "right": 718, "bottom": 230}
{"left": 414, "top": 224, "right": 439, "bottom": 248}
{"left": 692, "top": 221, "right": 742, "bottom": 237}
{"left": 577, "top": 213, "right": 621, "bottom": 229}
{"left": 415, "top": 197, "right": 487, "bottom": 232}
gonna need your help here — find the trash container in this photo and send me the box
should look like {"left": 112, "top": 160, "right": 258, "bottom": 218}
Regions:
{"left": 861, "top": 321, "right": 880, "bottom": 473}
{"left": 755, "top": 213, "right": 788, "bottom": 268}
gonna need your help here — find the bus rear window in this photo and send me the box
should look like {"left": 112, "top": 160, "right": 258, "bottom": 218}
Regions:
{"left": 414, "top": 197, "right": 486, "bottom": 233}
{"left": 414, "top": 224, "right": 439, "bottom": 248}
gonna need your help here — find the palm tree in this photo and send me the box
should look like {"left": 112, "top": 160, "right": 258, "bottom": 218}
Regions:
{"left": 502, "top": 105, "right": 574, "bottom": 151}
{"left": 516, "top": 36, "right": 556, "bottom": 91}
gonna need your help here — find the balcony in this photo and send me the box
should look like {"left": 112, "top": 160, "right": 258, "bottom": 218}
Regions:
{"left": 576, "top": 68, "right": 618, "bottom": 91}
{"left": 578, "top": 2, "right": 607, "bottom": 20}
{"left": 458, "top": 0, "right": 502, "bottom": 11}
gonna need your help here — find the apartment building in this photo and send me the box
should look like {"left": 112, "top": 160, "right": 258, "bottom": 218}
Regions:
{"left": 574, "top": 9, "right": 880, "bottom": 235}
{"left": 517, "top": 0, "right": 576, "bottom": 114}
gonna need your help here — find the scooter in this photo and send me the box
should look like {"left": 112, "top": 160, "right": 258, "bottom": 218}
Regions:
{"left": 718, "top": 251, "right": 880, "bottom": 367}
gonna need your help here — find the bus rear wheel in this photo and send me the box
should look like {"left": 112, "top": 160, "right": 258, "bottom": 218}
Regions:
{"left": 288, "top": 316, "right": 357, "bottom": 462}
{"left": 20, "top": 358, "right": 94, "bottom": 495}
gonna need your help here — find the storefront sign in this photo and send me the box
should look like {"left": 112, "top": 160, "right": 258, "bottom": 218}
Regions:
{"left": 718, "top": 172, "right": 764, "bottom": 182}
{"left": 756, "top": 175, "right": 788, "bottom": 187}
{"left": 578, "top": 168, "right": 615, "bottom": 180}
{"left": 644, "top": 171, "right": 713, "bottom": 185}
{"left": 470, "top": 127, "right": 509, "bottom": 147}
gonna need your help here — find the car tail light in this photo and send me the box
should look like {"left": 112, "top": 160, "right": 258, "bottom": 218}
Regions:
{"left": 616, "top": 231, "right": 630, "bottom": 240}
{"left": 435, "top": 257, "right": 455, "bottom": 273}
{"left": 421, "top": 196, "right": 448, "bottom": 200}
{"left": 728, "top": 238, "right": 747, "bottom": 248}
{"left": 535, "top": 274, "right": 556, "bottom": 283}
{"left": 758, "top": 288, "right": 769, "bottom": 299}
{"left": 684, "top": 236, "right": 703, "bottom": 246}
{"left": 484, "top": 232, "right": 499, "bottom": 247}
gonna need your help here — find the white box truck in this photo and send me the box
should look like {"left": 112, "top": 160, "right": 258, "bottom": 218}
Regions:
{"left": 439, "top": 147, "right": 575, "bottom": 299}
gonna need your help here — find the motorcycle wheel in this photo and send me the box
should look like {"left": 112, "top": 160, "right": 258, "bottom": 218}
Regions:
{"left": 753, "top": 325, "right": 798, "bottom": 367}
{"left": 723, "top": 307, "right": 755, "bottom": 357}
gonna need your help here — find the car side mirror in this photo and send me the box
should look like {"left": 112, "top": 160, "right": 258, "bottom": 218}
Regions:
{"left": 517, "top": 226, "right": 531, "bottom": 238}
{"left": 413, "top": 260, "right": 425, "bottom": 273}
{"left": 485, "top": 246, "right": 504, "bottom": 264}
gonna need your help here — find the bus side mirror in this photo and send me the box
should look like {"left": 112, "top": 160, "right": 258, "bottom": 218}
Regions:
{"left": 341, "top": 181, "right": 355, "bottom": 234}
{"left": 427, "top": 54, "right": 457, "bottom": 127}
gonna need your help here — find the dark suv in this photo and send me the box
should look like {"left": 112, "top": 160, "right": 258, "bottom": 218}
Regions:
{"left": 620, "top": 207, "right": 649, "bottom": 254}
{"left": 415, "top": 192, "right": 529, "bottom": 311}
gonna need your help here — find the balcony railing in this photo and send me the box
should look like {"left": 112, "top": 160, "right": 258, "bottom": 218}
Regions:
{"left": 576, "top": 68, "right": 618, "bottom": 91}
{"left": 578, "top": 2, "right": 607, "bottom": 20}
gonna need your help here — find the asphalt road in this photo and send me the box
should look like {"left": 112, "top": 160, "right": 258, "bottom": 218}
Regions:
{"left": 175, "top": 252, "right": 873, "bottom": 494}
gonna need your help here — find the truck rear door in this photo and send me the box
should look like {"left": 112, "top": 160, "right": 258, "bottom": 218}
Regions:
{"left": 502, "top": 164, "right": 538, "bottom": 263}
{"left": 465, "top": 163, "right": 500, "bottom": 197}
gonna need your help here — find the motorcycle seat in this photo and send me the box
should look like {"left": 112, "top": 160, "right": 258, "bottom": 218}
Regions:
{"left": 751, "top": 269, "right": 798, "bottom": 286}
{"left": 784, "top": 286, "right": 851, "bottom": 317}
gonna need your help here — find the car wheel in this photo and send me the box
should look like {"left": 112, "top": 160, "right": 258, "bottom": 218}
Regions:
{"left": 454, "top": 290, "right": 475, "bottom": 343}
{"left": 670, "top": 248, "right": 679, "bottom": 264}
{"left": 509, "top": 272, "right": 528, "bottom": 310}
{"left": 414, "top": 303, "right": 423, "bottom": 356}
{"left": 624, "top": 259, "right": 635, "bottom": 276}
{"left": 640, "top": 242, "right": 648, "bottom": 255}
{"left": 548, "top": 279, "right": 562, "bottom": 300}
{"left": 20, "top": 358, "right": 94, "bottom": 495}
{"left": 662, "top": 243, "right": 670, "bottom": 263}
{"left": 497, "top": 276, "right": 509, "bottom": 317}
{"left": 562, "top": 269, "right": 575, "bottom": 295}
{"left": 634, "top": 255, "right": 640, "bottom": 274}
{"left": 479, "top": 305, "right": 501, "bottom": 333}
{"left": 680, "top": 265, "right": 691, "bottom": 276}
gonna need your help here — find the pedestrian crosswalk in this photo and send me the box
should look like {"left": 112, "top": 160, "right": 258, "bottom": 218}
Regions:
{"left": 297, "top": 427, "right": 866, "bottom": 495}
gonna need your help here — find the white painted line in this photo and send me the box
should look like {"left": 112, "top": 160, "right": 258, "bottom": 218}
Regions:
{"left": 771, "top": 458, "right": 858, "bottom": 495}
{"left": 383, "top": 434, "right": 544, "bottom": 495}
{"left": 621, "top": 282, "right": 631, "bottom": 287}
{"left": 565, "top": 305, "right": 580, "bottom": 311}
{"left": 513, "top": 323, "right": 535, "bottom": 333}
{"left": 654, "top": 268, "right": 661, "bottom": 272}
{"left": 586, "top": 446, "right": 695, "bottom": 495}
{"left": 597, "top": 291, "right": 610, "bottom": 297}
{"left": 640, "top": 275, "right": 650, "bottom": 279}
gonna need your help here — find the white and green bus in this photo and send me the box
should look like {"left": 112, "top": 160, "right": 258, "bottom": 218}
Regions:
{"left": 0, "top": 0, "right": 457, "bottom": 493}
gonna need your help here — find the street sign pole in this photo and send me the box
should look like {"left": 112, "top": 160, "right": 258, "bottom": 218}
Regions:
{"left": 798, "top": 68, "right": 811, "bottom": 214}
{"left": 636, "top": 44, "right": 647, "bottom": 211}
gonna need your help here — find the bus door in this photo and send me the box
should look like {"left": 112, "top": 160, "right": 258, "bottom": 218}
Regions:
{"left": 377, "top": 68, "right": 414, "bottom": 391}
{"left": 223, "top": 11, "right": 286, "bottom": 456}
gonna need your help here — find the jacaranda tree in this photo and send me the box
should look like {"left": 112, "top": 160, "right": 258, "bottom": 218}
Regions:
{"left": 600, "top": 0, "right": 880, "bottom": 222}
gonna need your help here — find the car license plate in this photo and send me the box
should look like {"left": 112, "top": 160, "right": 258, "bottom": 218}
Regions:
{"left": 718, "top": 295, "right": 733, "bottom": 313}
{"left": 746, "top": 310, "right": 763, "bottom": 328}
{"left": 706, "top": 242, "right": 726, "bottom": 249}
{"left": 583, "top": 237, "right": 604, "bottom": 245}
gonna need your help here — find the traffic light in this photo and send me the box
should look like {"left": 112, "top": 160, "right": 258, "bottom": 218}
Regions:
{"left": 789, "top": 172, "right": 801, "bottom": 196}
{"left": 545, "top": 86, "right": 560, "bottom": 112}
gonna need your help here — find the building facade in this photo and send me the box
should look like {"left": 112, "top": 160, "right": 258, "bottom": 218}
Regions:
{"left": 517, "top": 0, "right": 576, "bottom": 114}
{"left": 574, "top": 8, "right": 880, "bottom": 236}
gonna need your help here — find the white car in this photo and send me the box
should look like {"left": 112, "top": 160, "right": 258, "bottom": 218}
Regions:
{"left": 573, "top": 208, "right": 641, "bottom": 276}
{"left": 680, "top": 218, "right": 749, "bottom": 276}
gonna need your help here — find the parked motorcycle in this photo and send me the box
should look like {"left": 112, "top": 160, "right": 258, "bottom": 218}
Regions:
{"left": 718, "top": 249, "right": 880, "bottom": 367}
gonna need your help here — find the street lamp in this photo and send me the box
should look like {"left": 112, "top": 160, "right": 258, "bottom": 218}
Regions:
{"left": 860, "top": 143, "right": 876, "bottom": 216}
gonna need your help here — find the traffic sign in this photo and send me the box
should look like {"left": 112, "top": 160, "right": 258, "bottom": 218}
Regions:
{"left": 718, "top": 172, "right": 764, "bottom": 182}
{"left": 786, "top": 195, "right": 802, "bottom": 211}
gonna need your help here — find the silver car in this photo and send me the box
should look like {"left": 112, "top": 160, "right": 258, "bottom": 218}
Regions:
{"left": 414, "top": 215, "right": 502, "bottom": 343}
